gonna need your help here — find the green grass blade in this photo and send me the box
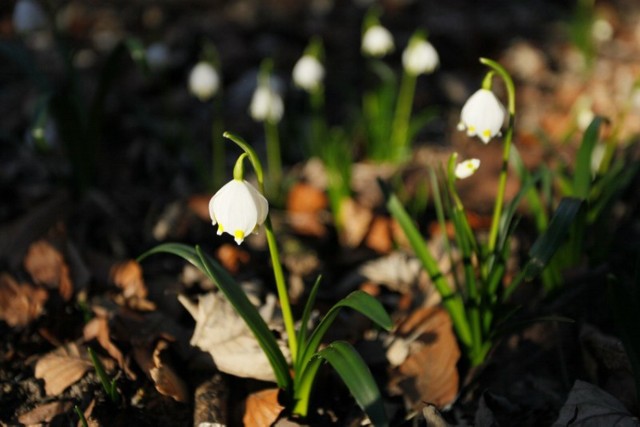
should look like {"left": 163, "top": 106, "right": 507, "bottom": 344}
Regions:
{"left": 295, "top": 291, "right": 391, "bottom": 384}
{"left": 296, "top": 275, "right": 323, "bottom": 362}
{"left": 87, "top": 347, "right": 119, "bottom": 403}
{"left": 138, "top": 243, "right": 292, "bottom": 390}
{"left": 573, "top": 116, "right": 604, "bottom": 198}
{"left": 315, "top": 341, "right": 389, "bottom": 427}
{"left": 504, "top": 198, "right": 584, "bottom": 299}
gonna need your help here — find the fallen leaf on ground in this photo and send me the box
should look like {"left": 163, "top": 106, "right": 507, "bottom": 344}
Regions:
{"left": 34, "top": 342, "right": 113, "bottom": 396}
{"left": 243, "top": 388, "right": 284, "bottom": 427}
{"left": 365, "top": 215, "right": 393, "bottom": 254}
{"left": 286, "top": 183, "right": 328, "bottom": 237}
{"left": 339, "top": 198, "right": 373, "bottom": 247}
{"left": 23, "top": 239, "right": 73, "bottom": 300}
{"left": 0, "top": 273, "right": 48, "bottom": 327}
{"left": 179, "top": 292, "right": 290, "bottom": 382}
{"left": 83, "top": 316, "right": 136, "bottom": 379}
{"left": 216, "top": 243, "right": 250, "bottom": 274}
{"left": 18, "top": 400, "right": 73, "bottom": 425}
{"left": 110, "top": 260, "right": 148, "bottom": 299}
{"left": 388, "top": 306, "right": 460, "bottom": 409}
{"left": 552, "top": 380, "right": 638, "bottom": 427}
{"left": 149, "top": 339, "right": 190, "bottom": 402}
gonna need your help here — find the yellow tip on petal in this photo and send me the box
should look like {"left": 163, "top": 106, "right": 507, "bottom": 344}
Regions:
{"left": 217, "top": 224, "right": 224, "bottom": 235}
{"left": 468, "top": 126, "right": 476, "bottom": 132}
{"left": 234, "top": 230, "right": 245, "bottom": 245}
{"left": 482, "top": 129, "right": 491, "bottom": 138}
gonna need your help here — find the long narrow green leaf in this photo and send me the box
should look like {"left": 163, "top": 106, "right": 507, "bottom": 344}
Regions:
{"left": 573, "top": 116, "right": 604, "bottom": 198}
{"left": 380, "top": 178, "right": 472, "bottom": 347}
{"left": 295, "top": 291, "right": 391, "bottom": 383}
{"left": 504, "top": 198, "right": 584, "bottom": 299}
{"left": 138, "top": 243, "right": 292, "bottom": 390}
{"left": 315, "top": 341, "right": 388, "bottom": 427}
{"left": 296, "top": 275, "right": 323, "bottom": 361}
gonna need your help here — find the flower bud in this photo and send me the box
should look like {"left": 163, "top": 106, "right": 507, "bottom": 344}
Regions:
{"left": 455, "top": 158, "right": 481, "bottom": 179}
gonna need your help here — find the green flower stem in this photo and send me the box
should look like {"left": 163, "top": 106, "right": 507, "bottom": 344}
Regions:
{"left": 310, "top": 86, "right": 325, "bottom": 156}
{"left": 265, "top": 120, "right": 282, "bottom": 190}
{"left": 480, "top": 58, "right": 516, "bottom": 256}
{"left": 211, "top": 95, "right": 225, "bottom": 190}
{"left": 224, "top": 131, "right": 298, "bottom": 361}
{"left": 390, "top": 70, "right": 417, "bottom": 161}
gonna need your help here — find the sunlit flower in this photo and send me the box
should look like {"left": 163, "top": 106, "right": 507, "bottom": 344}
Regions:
{"left": 189, "top": 62, "right": 220, "bottom": 102}
{"left": 209, "top": 179, "right": 269, "bottom": 245}
{"left": 361, "top": 25, "right": 394, "bottom": 58}
{"left": 292, "top": 55, "right": 324, "bottom": 92}
{"left": 457, "top": 89, "right": 506, "bottom": 144}
{"left": 402, "top": 38, "right": 439, "bottom": 76}
{"left": 250, "top": 84, "right": 284, "bottom": 123}
{"left": 455, "top": 158, "right": 481, "bottom": 179}
{"left": 13, "top": 0, "right": 47, "bottom": 34}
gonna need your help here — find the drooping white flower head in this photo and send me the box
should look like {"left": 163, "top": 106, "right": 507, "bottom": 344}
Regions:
{"left": 455, "top": 158, "right": 481, "bottom": 179}
{"left": 189, "top": 62, "right": 220, "bottom": 102}
{"left": 13, "top": 0, "right": 47, "bottom": 34}
{"left": 402, "top": 37, "right": 439, "bottom": 76}
{"left": 250, "top": 84, "right": 284, "bottom": 123}
{"left": 209, "top": 179, "right": 269, "bottom": 245}
{"left": 457, "top": 89, "right": 506, "bottom": 144}
{"left": 292, "top": 55, "right": 325, "bottom": 92}
{"left": 362, "top": 25, "right": 395, "bottom": 58}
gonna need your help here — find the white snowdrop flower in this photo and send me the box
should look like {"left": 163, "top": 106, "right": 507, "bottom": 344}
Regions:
{"left": 13, "top": 0, "right": 47, "bottom": 34}
{"left": 457, "top": 89, "right": 507, "bottom": 144}
{"left": 209, "top": 179, "right": 269, "bottom": 245}
{"left": 402, "top": 39, "right": 439, "bottom": 76}
{"left": 455, "top": 158, "right": 481, "bottom": 180}
{"left": 590, "top": 143, "right": 606, "bottom": 176}
{"left": 250, "top": 85, "right": 284, "bottom": 123}
{"left": 361, "top": 25, "right": 394, "bottom": 58}
{"left": 189, "top": 62, "right": 220, "bottom": 102}
{"left": 292, "top": 55, "right": 324, "bottom": 92}
{"left": 577, "top": 108, "right": 595, "bottom": 131}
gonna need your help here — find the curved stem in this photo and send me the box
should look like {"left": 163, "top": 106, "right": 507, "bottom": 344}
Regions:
{"left": 211, "top": 95, "right": 225, "bottom": 190}
{"left": 479, "top": 58, "right": 516, "bottom": 255}
{"left": 223, "top": 131, "right": 297, "bottom": 360}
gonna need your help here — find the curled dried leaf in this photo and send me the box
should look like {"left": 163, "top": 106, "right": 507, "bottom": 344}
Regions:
{"left": 149, "top": 340, "right": 190, "bottom": 403}
{"left": 18, "top": 401, "right": 73, "bottom": 425}
{"left": 83, "top": 317, "right": 136, "bottom": 380}
{"left": 0, "top": 273, "right": 48, "bottom": 327}
{"left": 23, "top": 239, "right": 73, "bottom": 300}
{"left": 110, "top": 260, "right": 148, "bottom": 299}
{"left": 35, "top": 343, "right": 98, "bottom": 396}
{"left": 243, "top": 388, "right": 284, "bottom": 427}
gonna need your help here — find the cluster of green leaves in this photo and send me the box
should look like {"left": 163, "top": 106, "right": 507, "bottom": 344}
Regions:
{"left": 139, "top": 244, "right": 392, "bottom": 425}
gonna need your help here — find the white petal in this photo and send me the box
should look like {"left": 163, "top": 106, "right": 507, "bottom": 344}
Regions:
{"left": 402, "top": 40, "right": 439, "bottom": 76}
{"left": 362, "top": 25, "right": 394, "bottom": 57}
{"left": 455, "top": 158, "right": 481, "bottom": 179}
{"left": 292, "top": 55, "right": 324, "bottom": 92}
{"left": 189, "top": 62, "right": 220, "bottom": 101}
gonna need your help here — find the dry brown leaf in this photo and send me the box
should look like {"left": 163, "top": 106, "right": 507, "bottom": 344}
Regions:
{"left": 83, "top": 317, "right": 136, "bottom": 380}
{"left": 23, "top": 239, "right": 73, "bottom": 300}
{"left": 110, "top": 260, "right": 148, "bottom": 299}
{"left": 18, "top": 400, "right": 73, "bottom": 425}
{"left": 339, "top": 198, "right": 373, "bottom": 247}
{"left": 365, "top": 215, "right": 393, "bottom": 254}
{"left": 149, "top": 340, "right": 190, "bottom": 403}
{"left": 0, "top": 273, "right": 48, "bottom": 327}
{"left": 243, "top": 388, "right": 284, "bottom": 427}
{"left": 389, "top": 307, "right": 460, "bottom": 409}
{"left": 179, "top": 292, "right": 290, "bottom": 381}
{"left": 77, "top": 399, "right": 99, "bottom": 427}
{"left": 286, "top": 183, "right": 328, "bottom": 237}
{"left": 34, "top": 342, "right": 113, "bottom": 396}
{"left": 216, "top": 243, "right": 250, "bottom": 274}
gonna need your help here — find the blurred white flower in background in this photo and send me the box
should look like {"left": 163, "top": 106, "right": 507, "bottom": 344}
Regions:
{"left": 209, "top": 179, "right": 269, "bottom": 245}
{"left": 250, "top": 84, "right": 284, "bottom": 123}
{"left": 402, "top": 37, "right": 439, "bottom": 76}
{"left": 292, "top": 55, "right": 325, "bottom": 92}
{"left": 189, "top": 62, "right": 220, "bottom": 102}
{"left": 457, "top": 89, "right": 506, "bottom": 144}
{"left": 362, "top": 25, "right": 394, "bottom": 58}
{"left": 455, "top": 158, "right": 481, "bottom": 180}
